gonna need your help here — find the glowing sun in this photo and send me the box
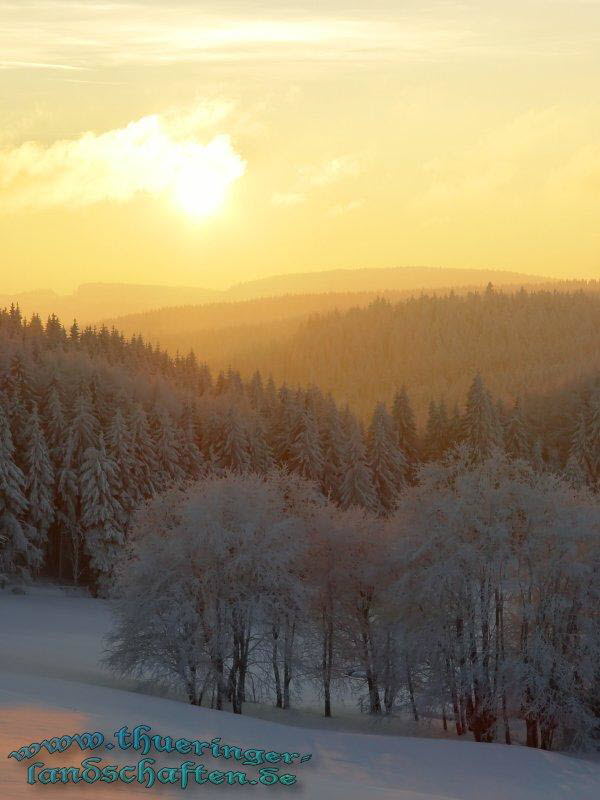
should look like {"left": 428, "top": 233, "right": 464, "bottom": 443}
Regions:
{"left": 171, "top": 134, "right": 246, "bottom": 219}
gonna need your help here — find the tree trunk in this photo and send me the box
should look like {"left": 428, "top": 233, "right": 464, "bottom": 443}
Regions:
{"left": 282, "top": 617, "right": 295, "bottom": 710}
{"left": 406, "top": 658, "right": 419, "bottom": 721}
{"left": 525, "top": 716, "right": 539, "bottom": 748}
{"left": 322, "top": 612, "right": 333, "bottom": 717}
{"left": 272, "top": 623, "right": 282, "bottom": 708}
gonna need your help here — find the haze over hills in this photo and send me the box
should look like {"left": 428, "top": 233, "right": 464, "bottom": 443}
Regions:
{"left": 221, "top": 286, "right": 599, "bottom": 422}
{"left": 1, "top": 266, "right": 550, "bottom": 324}
{"left": 109, "top": 284, "right": 599, "bottom": 425}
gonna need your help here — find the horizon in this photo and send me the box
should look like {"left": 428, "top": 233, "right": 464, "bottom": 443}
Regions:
{"left": 0, "top": 264, "right": 566, "bottom": 299}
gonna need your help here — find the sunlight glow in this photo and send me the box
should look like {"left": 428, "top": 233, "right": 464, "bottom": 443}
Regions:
{"left": 170, "top": 136, "right": 245, "bottom": 219}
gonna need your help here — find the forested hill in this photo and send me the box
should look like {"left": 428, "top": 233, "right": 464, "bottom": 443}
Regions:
{"left": 0, "top": 301, "right": 598, "bottom": 597}
{"left": 0, "top": 266, "right": 548, "bottom": 324}
{"left": 214, "top": 286, "right": 600, "bottom": 422}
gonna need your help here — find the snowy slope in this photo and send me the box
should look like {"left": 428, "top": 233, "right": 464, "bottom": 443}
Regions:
{"left": 1, "top": 586, "right": 600, "bottom": 800}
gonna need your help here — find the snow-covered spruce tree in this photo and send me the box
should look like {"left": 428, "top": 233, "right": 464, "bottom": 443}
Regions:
{"left": 423, "top": 400, "right": 450, "bottom": 461}
{"left": 106, "top": 407, "right": 135, "bottom": 520}
{"left": 152, "top": 408, "right": 185, "bottom": 489}
{"left": 462, "top": 374, "right": 502, "bottom": 461}
{"left": 23, "top": 402, "right": 54, "bottom": 560}
{"left": 246, "top": 416, "right": 274, "bottom": 475}
{"left": 367, "top": 402, "right": 407, "bottom": 512}
{"left": 43, "top": 384, "right": 66, "bottom": 461}
{"left": 216, "top": 406, "right": 251, "bottom": 472}
{"left": 55, "top": 432, "right": 81, "bottom": 582}
{"left": 320, "top": 398, "right": 346, "bottom": 503}
{"left": 69, "top": 390, "right": 100, "bottom": 458}
{"left": 79, "top": 434, "right": 124, "bottom": 595}
{"left": 269, "top": 385, "right": 299, "bottom": 465}
{"left": 571, "top": 392, "right": 600, "bottom": 490}
{"left": 505, "top": 398, "right": 530, "bottom": 460}
{"left": 289, "top": 406, "right": 324, "bottom": 483}
{"left": 128, "top": 403, "right": 159, "bottom": 502}
{"left": 391, "top": 386, "right": 418, "bottom": 464}
{"left": 176, "top": 401, "right": 205, "bottom": 479}
{"left": 339, "top": 417, "right": 379, "bottom": 513}
{"left": 0, "top": 395, "right": 35, "bottom": 578}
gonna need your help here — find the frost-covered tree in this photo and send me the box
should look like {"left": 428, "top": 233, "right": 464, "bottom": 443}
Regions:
{"left": 391, "top": 386, "right": 418, "bottom": 463}
{"left": 216, "top": 407, "right": 251, "bottom": 472}
{"left": 23, "top": 402, "right": 54, "bottom": 555}
{"left": 79, "top": 434, "right": 124, "bottom": 594}
{"left": 152, "top": 408, "right": 185, "bottom": 488}
{"left": 289, "top": 407, "right": 324, "bottom": 482}
{"left": 367, "top": 402, "right": 407, "bottom": 512}
{"left": 463, "top": 374, "right": 502, "bottom": 461}
{"left": 43, "top": 384, "right": 66, "bottom": 460}
{"left": 339, "top": 418, "right": 379, "bottom": 512}
{"left": 391, "top": 451, "right": 600, "bottom": 749}
{"left": 505, "top": 398, "right": 530, "bottom": 460}
{"left": 177, "top": 402, "right": 204, "bottom": 479}
{"left": 106, "top": 474, "right": 307, "bottom": 714}
{"left": 320, "top": 398, "right": 345, "bottom": 503}
{"left": 69, "top": 391, "right": 99, "bottom": 463}
{"left": 128, "top": 404, "right": 158, "bottom": 501}
{"left": 0, "top": 397, "right": 33, "bottom": 577}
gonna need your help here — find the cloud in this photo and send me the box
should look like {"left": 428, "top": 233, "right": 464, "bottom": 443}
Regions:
{"left": 0, "top": 2, "right": 474, "bottom": 70}
{"left": 271, "top": 192, "right": 306, "bottom": 207}
{"left": 273, "top": 155, "right": 362, "bottom": 209}
{"left": 0, "top": 102, "right": 246, "bottom": 212}
{"left": 328, "top": 199, "right": 364, "bottom": 216}
{"left": 300, "top": 156, "right": 361, "bottom": 189}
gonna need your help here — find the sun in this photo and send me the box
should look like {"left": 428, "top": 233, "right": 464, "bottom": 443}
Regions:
{"left": 170, "top": 134, "right": 246, "bottom": 220}
{"left": 173, "top": 169, "right": 228, "bottom": 218}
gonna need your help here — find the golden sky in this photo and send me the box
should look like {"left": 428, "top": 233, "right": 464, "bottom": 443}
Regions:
{"left": 1, "top": 0, "right": 600, "bottom": 293}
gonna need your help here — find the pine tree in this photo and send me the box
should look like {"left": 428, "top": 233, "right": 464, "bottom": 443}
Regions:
{"left": 247, "top": 417, "right": 274, "bottom": 475}
{"left": 177, "top": 402, "right": 205, "bottom": 479}
{"left": 531, "top": 439, "right": 545, "bottom": 473}
{"left": 247, "top": 371, "right": 265, "bottom": 412}
{"left": 153, "top": 408, "right": 185, "bottom": 488}
{"left": 106, "top": 407, "right": 135, "bottom": 518}
{"left": 43, "top": 384, "right": 66, "bottom": 462}
{"left": 271, "top": 386, "right": 299, "bottom": 464}
{"left": 585, "top": 393, "right": 600, "bottom": 489}
{"left": 391, "top": 387, "right": 418, "bottom": 462}
{"left": 23, "top": 402, "right": 54, "bottom": 555}
{"left": 320, "top": 399, "right": 346, "bottom": 502}
{"left": 289, "top": 407, "right": 324, "bottom": 482}
{"left": 570, "top": 408, "right": 588, "bottom": 466}
{"left": 367, "top": 402, "right": 407, "bottom": 512}
{"left": 505, "top": 398, "right": 530, "bottom": 460}
{"left": 79, "top": 434, "right": 123, "bottom": 594}
{"left": 424, "top": 401, "right": 448, "bottom": 460}
{"left": 217, "top": 407, "right": 251, "bottom": 472}
{"left": 563, "top": 454, "right": 586, "bottom": 489}
{"left": 128, "top": 404, "right": 159, "bottom": 501}
{"left": 463, "top": 374, "right": 501, "bottom": 462}
{"left": 69, "top": 391, "right": 99, "bottom": 463}
{"left": 0, "top": 397, "right": 33, "bottom": 577}
{"left": 339, "top": 418, "right": 379, "bottom": 512}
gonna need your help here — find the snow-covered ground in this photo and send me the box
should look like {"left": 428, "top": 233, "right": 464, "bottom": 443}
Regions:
{"left": 1, "top": 585, "right": 600, "bottom": 799}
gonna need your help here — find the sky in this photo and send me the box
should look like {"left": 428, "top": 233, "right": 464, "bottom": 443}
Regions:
{"left": 1, "top": 0, "right": 600, "bottom": 293}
